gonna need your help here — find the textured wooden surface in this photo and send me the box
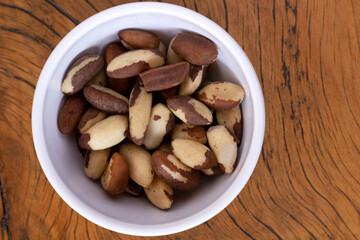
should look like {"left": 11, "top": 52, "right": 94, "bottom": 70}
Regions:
{"left": 1, "top": 0, "right": 359, "bottom": 239}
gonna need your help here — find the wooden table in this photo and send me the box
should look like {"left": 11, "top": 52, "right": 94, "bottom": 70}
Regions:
{"left": 1, "top": 0, "right": 359, "bottom": 239}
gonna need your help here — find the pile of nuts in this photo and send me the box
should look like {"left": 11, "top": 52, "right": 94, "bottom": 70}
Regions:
{"left": 57, "top": 29, "right": 245, "bottom": 210}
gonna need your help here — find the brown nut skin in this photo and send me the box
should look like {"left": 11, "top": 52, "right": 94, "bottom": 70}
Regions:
{"left": 83, "top": 85, "right": 129, "bottom": 114}
{"left": 166, "top": 95, "right": 212, "bottom": 126}
{"left": 171, "top": 123, "right": 207, "bottom": 144}
{"left": 157, "top": 86, "right": 178, "bottom": 101}
{"left": 129, "top": 83, "right": 152, "bottom": 145}
{"left": 139, "top": 62, "right": 190, "bottom": 91}
{"left": 144, "top": 175, "right": 174, "bottom": 210}
{"left": 101, "top": 152, "right": 129, "bottom": 195}
{"left": 61, "top": 55, "right": 104, "bottom": 95}
{"left": 106, "top": 49, "right": 165, "bottom": 79}
{"left": 78, "top": 107, "right": 107, "bottom": 134}
{"left": 152, "top": 150, "right": 201, "bottom": 190}
{"left": 171, "top": 32, "right": 217, "bottom": 66}
{"left": 171, "top": 139, "right": 217, "bottom": 170}
{"left": 105, "top": 43, "right": 127, "bottom": 66}
{"left": 58, "top": 93, "right": 88, "bottom": 135}
{"left": 105, "top": 43, "right": 132, "bottom": 95}
{"left": 118, "top": 29, "right": 160, "bottom": 50}
{"left": 201, "top": 165, "right": 223, "bottom": 176}
{"left": 125, "top": 179, "right": 143, "bottom": 197}
{"left": 196, "top": 81, "right": 245, "bottom": 110}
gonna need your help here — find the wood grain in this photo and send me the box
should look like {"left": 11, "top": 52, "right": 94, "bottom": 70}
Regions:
{"left": 0, "top": 0, "right": 359, "bottom": 239}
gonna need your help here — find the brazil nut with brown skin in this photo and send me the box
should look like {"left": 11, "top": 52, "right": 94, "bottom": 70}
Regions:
{"left": 152, "top": 150, "right": 201, "bottom": 190}
{"left": 171, "top": 123, "right": 207, "bottom": 144}
{"left": 118, "top": 28, "right": 166, "bottom": 55}
{"left": 119, "top": 143, "right": 154, "bottom": 187}
{"left": 196, "top": 81, "right": 245, "bottom": 110}
{"left": 143, "top": 103, "right": 175, "bottom": 150}
{"left": 106, "top": 49, "right": 165, "bottom": 79}
{"left": 167, "top": 95, "right": 212, "bottom": 126}
{"left": 84, "top": 148, "right": 111, "bottom": 179}
{"left": 78, "top": 115, "right": 128, "bottom": 150}
{"left": 144, "top": 175, "right": 174, "bottom": 210}
{"left": 58, "top": 93, "right": 88, "bottom": 135}
{"left": 105, "top": 42, "right": 133, "bottom": 95}
{"left": 171, "top": 139, "right": 217, "bottom": 170}
{"left": 129, "top": 83, "right": 152, "bottom": 145}
{"left": 78, "top": 107, "right": 107, "bottom": 134}
{"left": 83, "top": 85, "right": 129, "bottom": 114}
{"left": 61, "top": 54, "right": 104, "bottom": 95}
{"left": 178, "top": 65, "right": 206, "bottom": 96}
{"left": 216, "top": 105, "right": 242, "bottom": 143}
{"left": 171, "top": 32, "right": 217, "bottom": 66}
{"left": 139, "top": 62, "right": 190, "bottom": 91}
{"left": 101, "top": 152, "right": 129, "bottom": 195}
{"left": 207, "top": 125, "right": 238, "bottom": 173}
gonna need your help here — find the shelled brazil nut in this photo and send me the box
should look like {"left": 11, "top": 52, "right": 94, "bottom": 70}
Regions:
{"left": 57, "top": 28, "right": 246, "bottom": 210}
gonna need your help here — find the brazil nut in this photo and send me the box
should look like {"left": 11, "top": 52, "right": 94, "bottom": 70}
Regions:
{"left": 152, "top": 150, "right": 201, "bottom": 190}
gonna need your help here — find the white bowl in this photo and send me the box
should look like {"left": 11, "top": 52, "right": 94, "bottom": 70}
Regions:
{"left": 32, "top": 2, "right": 265, "bottom": 236}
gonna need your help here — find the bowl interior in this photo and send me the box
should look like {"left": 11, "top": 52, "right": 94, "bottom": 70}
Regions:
{"left": 36, "top": 3, "right": 261, "bottom": 235}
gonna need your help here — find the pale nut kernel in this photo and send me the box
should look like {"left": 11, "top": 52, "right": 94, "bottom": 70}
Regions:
{"left": 144, "top": 175, "right": 174, "bottom": 210}
{"left": 167, "top": 95, "right": 212, "bottom": 126}
{"left": 171, "top": 139, "right": 217, "bottom": 170}
{"left": 178, "top": 65, "right": 206, "bottom": 96}
{"left": 78, "top": 115, "right": 128, "bottom": 150}
{"left": 106, "top": 49, "right": 165, "bottom": 79}
{"left": 196, "top": 81, "right": 245, "bottom": 110}
{"left": 152, "top": 150, "right": 201, "bottom": 190}
{"left": 101, "top": 152, "right": 129, "bottom": 195}
{"left": 171, "top": 123, "right": 207, "bottom": 144}
{"left": 84, "top": 148, "right": 111, "bottom": 179}
{"left": 216, "top": 105, "right": 242, "bottom": 143}
{"left": 61, "top": 55, "right": 104, "bottom": 95}
{"left": 207, "top": 125, "right": 238, "bottom": 173}
{"left": 129, "top": 83, "right": 152, "bottom": 145}
{"left": 166, "top": 36, "right": 184, "bottom": 65}
{"left": 143, "top": 103, "right": 175, "bottom": 150}
{"left": 87, "top": 68, "right": 108, "bottom": 87}
{"left": 119, "top": 143, "right": 154, "bottom": 187}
